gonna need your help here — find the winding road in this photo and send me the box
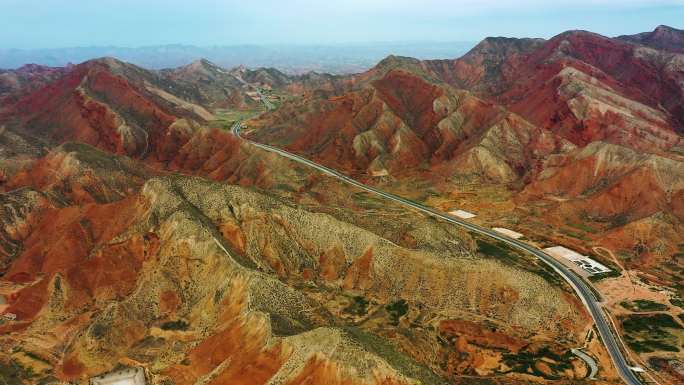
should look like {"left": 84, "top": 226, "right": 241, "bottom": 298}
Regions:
{"left": 231, "top": 121, "right": 644, "bottom": 385}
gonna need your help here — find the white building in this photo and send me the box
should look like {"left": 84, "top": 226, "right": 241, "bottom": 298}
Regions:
{"left": 543, "top": 246, "right": 611, "bottom": 276}
{"left": 448, "top": 209, "right": 476, "bottom": 219}
{"left": 492, "top": 227, "right": 524, "bottom": 239}
{"left": 90, "top": 367, "right": 146, "bottom": 385}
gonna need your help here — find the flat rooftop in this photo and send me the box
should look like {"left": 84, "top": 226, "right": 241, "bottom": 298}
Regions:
{"left": 543, "top": 246, "right": 611, "bottom": 276}
{"left": 492, "top": 227, "right": 524, "bottom": 239}
{"left": 448, "top": 209, "right": 476, "bottom": 219}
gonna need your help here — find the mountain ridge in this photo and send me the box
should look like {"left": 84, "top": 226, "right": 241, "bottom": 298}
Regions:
{"left": 0, "top": 25, "right": 683, "bottom": 385}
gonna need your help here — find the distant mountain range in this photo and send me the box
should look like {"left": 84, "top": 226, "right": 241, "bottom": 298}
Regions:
{"left": 0, "top": 42, "right": 475, "bottom": 74}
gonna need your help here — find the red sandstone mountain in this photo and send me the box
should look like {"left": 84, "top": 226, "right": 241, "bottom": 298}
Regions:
{"left": 423, "top": 36, "right": 545, "bottom": 94}
{"left": 618, "top": 25, "right": 684, "bottom": 54}
{"left": 0, "top": 124, "right": 596, "bottom": 385}
{"left": 249, "top": 68, "right": 572, "bottom": 184}
{"left": 0, "top": 64, "right": 71, "bottom": 107}
{"left": 519, "top": 141, "right": 684, "bottom": 276}
{"left": 161, "top": 59, "right": 263, "bottom": 109}
{"left": 426, "top": 29, "right": 684, "bottom": 152}
{"left": 0, "top": 27, "right": 683, "bottom": 385}
{"left": 246, "top": 28, "right": 684, "bottom": 301}
{"left": 257, "top": 27, "right": 684, "bottom": 167}
{"left": 2, "top": 58, "right": 201, "bottom": 157}
{"left": 0, "top": 61, "right": 317, "bottom": 198}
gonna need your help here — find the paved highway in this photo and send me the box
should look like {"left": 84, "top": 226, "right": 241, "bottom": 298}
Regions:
{"left": 232, "top": 121, "right": 644, "bottom": 385}
{"left": 572, "top": 348, "right": 599, "bottom": 379}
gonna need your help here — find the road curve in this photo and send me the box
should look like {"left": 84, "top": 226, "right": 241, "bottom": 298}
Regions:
{"left": 232, "top": 122, "right": 643, "bottom": 385}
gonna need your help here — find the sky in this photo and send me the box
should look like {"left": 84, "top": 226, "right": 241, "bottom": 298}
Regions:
{"left": 1, "top": 0, "right": 683, "bottom": 49}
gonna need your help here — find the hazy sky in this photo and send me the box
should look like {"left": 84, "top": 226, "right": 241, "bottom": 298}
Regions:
{"left": 1, "top": 0, "right": 683, "bottom": 49}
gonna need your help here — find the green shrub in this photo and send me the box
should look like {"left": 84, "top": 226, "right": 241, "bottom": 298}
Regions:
{"left": 670, "top": 298, "right": 684, "bottom": 309}
{"left": 344, "top": 296, "right": 369, "bottom": 316}
{"left": 620, "top": 300, "right": 669, "bottom": 312}
{"left": 386, "top": 299, "right": 409, "bottom": 325}
{"left": 160, "top": 320, "right": 189, "bottom": 330}
{"left": 622, "top": 314, "right": 681, "bottom": 333}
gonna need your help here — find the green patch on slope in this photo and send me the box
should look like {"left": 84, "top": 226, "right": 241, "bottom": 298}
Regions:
{"left": 343, "top": 296, "right": 370, "bottom": 316}
{"left": 342, "top": 326, "right": 445, "bottom": 385}
{"left": 209, "top": 108, "right": 264, "bottom": 130}
{"left": 620, "top": 300, "right": 669, "bottom": 312}
{"left": 503, "top": 346, "right": 574, "bottom": 379}
{"left": 386, "top": 299, "right": 409, "bottom": 326}
{"left": 475, "top": 238, "right": 564, "bottom": 287}
{"left": 621, "top": 313, "right": 683, "bottom": 353}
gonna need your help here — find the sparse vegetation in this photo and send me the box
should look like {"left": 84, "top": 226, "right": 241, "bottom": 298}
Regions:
{"left": 273, "top": 183, "right": 297, "bottom": 193}
{"left": 386, "top": 299, "right": 409, "bottom": 325}
{"left": 621, "top": 313, "right": 682, "bottom": 353}
{"left": 476, "top": 238, "right": 564, "bottom": 287}
{"left": 0, "top": 361, "right": 31, "bottom": 384}
{"left": 90, "top": 323, "right": 108, "bottom": 339}
{"left": 674, "top": 251, "right": 684, "bottom": 259}
{"left": 620, "top": 299, "right": 669, "bottom": 312}
{"left": 622, "top": 313, "right": 681, "bottom": 332}
{"left": 344, "top": 296, "right": 369, "bottom": 316}
{"left": 209, "top": 108, "right": 264, "bottom": 130}
{"left": 160, "top": 320, "right": 189, "bottom": 331}
{"left": 502, "top": 346, "right": 573, "bottom": 379}
{"left": 608, "top": 213, "right": 629, "bottom": 229}
{"left": 342, "top": 327, "right": 445, "bottom": 385}
{"left": 476, "top": 239, "right": 518, "bottom": 262}
{"left": 628, "top": 340, "right": 680, "bottom": 353}
{"left": 567, "top": 222, "right": 595, "bottom": 233}
{"left": 20, "top": 350, "right": 49, "bottom": 365}
{"left": 351, "top": 191, "right": 386, "bottom": 209}
{"left": 670, "top": 146, "right": 684, "bottom": 156}
{"left": 559, "top": 228, "right": 589, "bottom": 241}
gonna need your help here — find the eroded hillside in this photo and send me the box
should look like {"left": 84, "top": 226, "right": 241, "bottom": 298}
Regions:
{"left": 0, "top": 57, "right": 621, "bottom": 384}
{"left": 243, "top": 27, "right": 684, "bottom": 383}
{"left": 0, "top": 142, "right": 607, "bottom": 384}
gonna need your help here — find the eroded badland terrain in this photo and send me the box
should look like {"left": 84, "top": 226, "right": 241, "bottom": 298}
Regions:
{"left": 0, "top": 25, "right": 683, "bottom": 385}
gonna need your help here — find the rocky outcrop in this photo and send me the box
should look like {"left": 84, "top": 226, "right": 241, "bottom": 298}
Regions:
{"left": 433, "top": 30, "right": 684, "bottom": 145}
{"left": 0, "top": 142, "right": 593, "bottom": 384}
{"left": 248, "top": 69, "right": 571, "bottom": 184}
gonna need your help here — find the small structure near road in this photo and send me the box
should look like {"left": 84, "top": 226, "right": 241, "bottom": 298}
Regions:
{"left": 492, "top": 227, "right": 524, "bottom": 239}
{"left": 448, "top": 209, "right": 476, "bottom": 219}
{"left": 90, "top": 367, "right": 146, "bottom": 385}
{"left": 370, "top": 168, "right": 389, "bottom": 177}
{"left": 543, "top": 246, "right": 611, "bottom": 277}
{"left": 2, "top": 312, "right": 16, "bottom": 321}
